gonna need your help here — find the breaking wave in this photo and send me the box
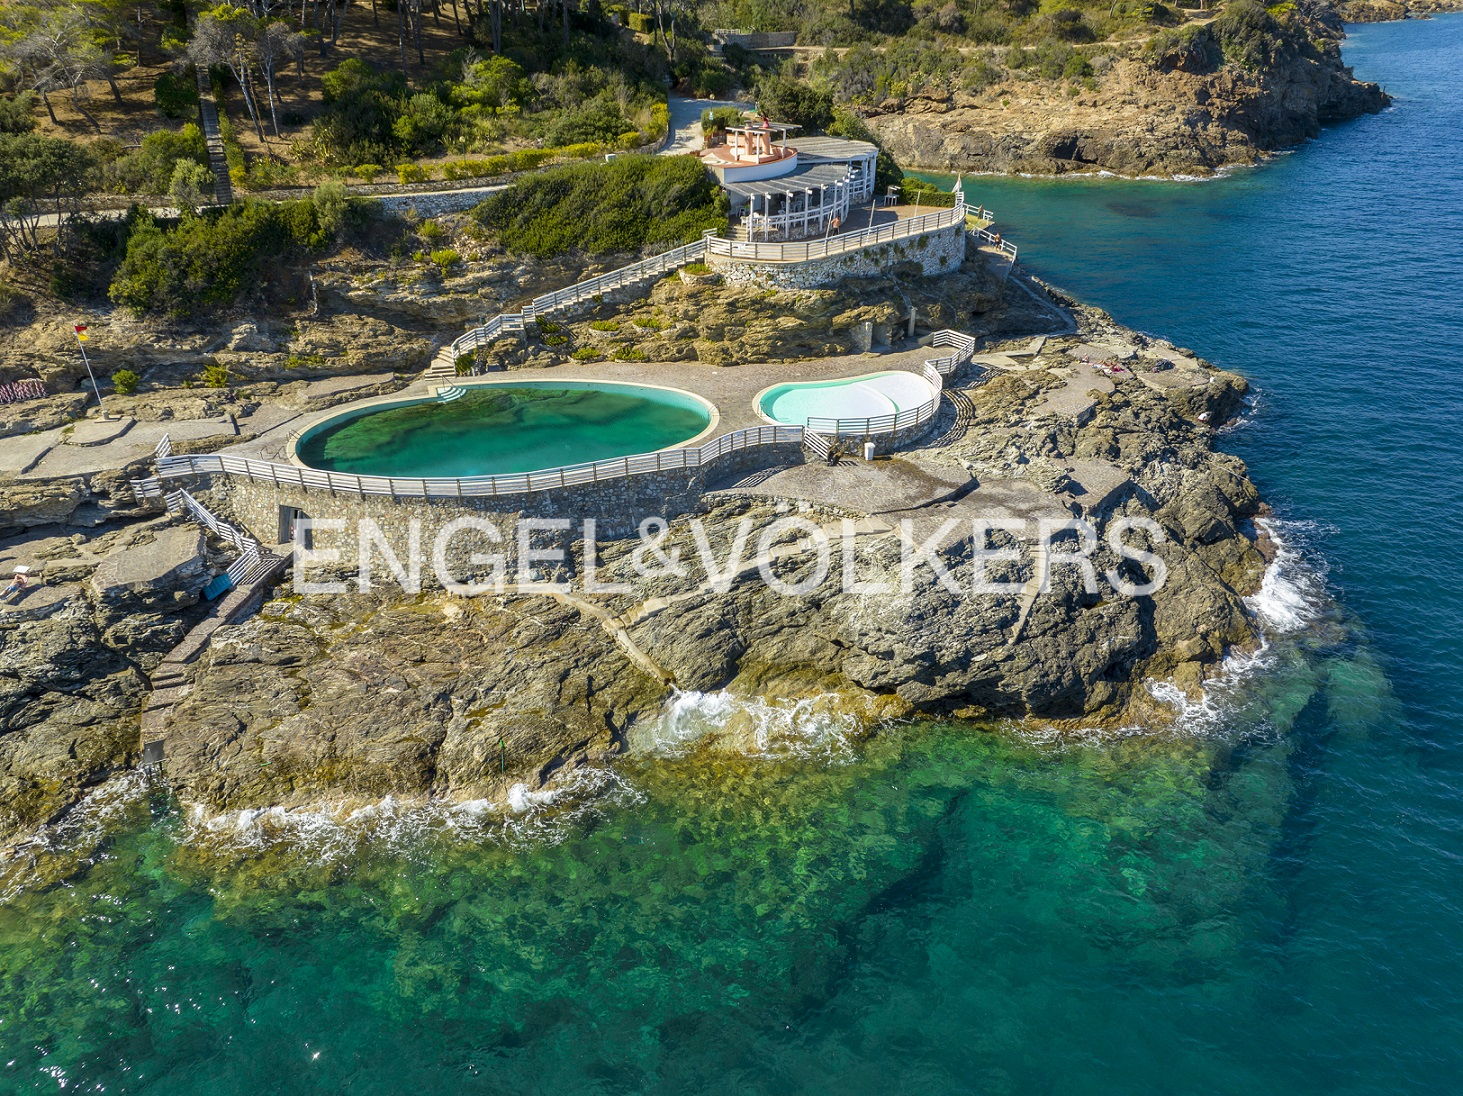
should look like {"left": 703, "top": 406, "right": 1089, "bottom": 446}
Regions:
{"left": 178, "top": 765, "right": 645, "bottom": 862}
{"left": 635, "top": 689, "right": 865, "bottom": 762}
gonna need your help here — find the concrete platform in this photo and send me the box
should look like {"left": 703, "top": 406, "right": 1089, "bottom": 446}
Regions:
{"left": 0, "top": 581, "right": 74, "bottom": 622}
{"left": 65, "top": 417, "right": 134, "bottom": 447}
{"left": 1033, "top": 360, "right": 1116, "bottom": 423}
{"left": 0, "top": 429, "right": 62, "bottom": 475}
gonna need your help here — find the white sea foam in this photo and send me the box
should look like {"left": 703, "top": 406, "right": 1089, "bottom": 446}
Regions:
{"left": 179, "top": 765, "right": 644, "bottom": 860}
{"left": 637, "top": 688, "right": 863, "bottom": 762}
{"left": 1133, "top": 516, "right": 1333, "bottom": 737}
{"left": 1245, "top": 517, "right": 1330, "bottom": 634}
{"left": 0, "top": 769, "right": 155, "bottom": 903}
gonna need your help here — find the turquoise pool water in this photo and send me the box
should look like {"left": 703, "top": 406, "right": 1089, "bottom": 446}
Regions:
{"left": 295, "top": 381, "right": 713, "bottom": 478}
{"left": 758, "top": 370, "right": 934, "bottom": 425}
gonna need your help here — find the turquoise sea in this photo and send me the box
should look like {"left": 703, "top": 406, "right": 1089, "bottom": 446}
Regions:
{"left": 3, "top": 16, "right": 1461, "bottom": 1093}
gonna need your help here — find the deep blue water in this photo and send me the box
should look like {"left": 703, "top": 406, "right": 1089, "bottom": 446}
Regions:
{"left": 1, "top": 17, "right": 1460, "bottom": 1093}
{"left": 941, "top": 16, "right": 1463, "bottom": 1087}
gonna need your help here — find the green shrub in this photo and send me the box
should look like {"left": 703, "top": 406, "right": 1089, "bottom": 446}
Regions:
{"left": 198, "top": 361, "right": 229, "bottom": 388}
{"left": 110, "top": 368, "right": 140, "bottom": 395}
{"left": 474, "top": 155, "right": 727, "bottom": 258}
{"left": 153, "top": 72, "right": 199, "bottom": 119}
{"left": 0, "top": 92, "right": 37, "bottom": 135}
{"left": 570, "top": 346, "right": 603, "bottom": 361}
{"left": 681, "top": 262, "right": 712, "bottom": 275}
{"left": 109, "top": 199, "right": 342, "bottom": 317}
{"left": 429, "top": 248, "right": 461, "bottom": 274}
{"left": 754, "top": 75, "right": 833, "bottom": 132}
{"left": 627, "top": 12, "right": 653, "bottom": 33}
{"left": 454, "top": 352, "right": 476, "bottom": 375}
{"left": 701, "top": 106, "right": 744, "bottom": 137}
{"left": 589, "top": 319, "right": 621, "bottom": 331}
{"left": 396, "top": 162, "right": 432, "bottom": 184}
{"left": 105, "top": 124, "right": 208, "bottom": 195}
{"left": 353, "top": 163, "right": 384, "bottom": 182}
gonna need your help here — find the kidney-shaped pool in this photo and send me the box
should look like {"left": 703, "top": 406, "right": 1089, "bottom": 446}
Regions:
{"left": 295, "top": 380, "right": 715, "bottom": 479}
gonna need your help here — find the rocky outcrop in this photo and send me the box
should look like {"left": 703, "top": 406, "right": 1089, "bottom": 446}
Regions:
{"left": 0, "top": 261, "right": 1272, "bottom": 843}
{"left": 0, "top": 520, "right": 219, "bottom": 841}
{"left": 1337, "top": 0, "right": 1463, "bottom": 21}
{"left": 864, "top": 16, "right": 1389, "bottom": 177}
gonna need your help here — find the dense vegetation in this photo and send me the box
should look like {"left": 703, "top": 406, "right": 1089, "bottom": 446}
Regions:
{"left": 473, "top": 154, "right": 727, "bottom": 257}
{"left": 109, "top": 186, "right": 350, "bottom": 316}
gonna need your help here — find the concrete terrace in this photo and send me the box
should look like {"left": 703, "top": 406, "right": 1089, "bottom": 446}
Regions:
{"left": 224, "top": 346, "right": 950, "bottom": 465}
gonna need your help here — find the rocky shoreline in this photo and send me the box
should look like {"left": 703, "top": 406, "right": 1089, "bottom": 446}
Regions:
{"left": 863, "top": 10, "right": 1390, "bottom": 178}
{"left": 1, "top": 250, "right": 1273, "bottom": 848}
{"left": 1337, "top": 0, "right": 1463, "bottom": 22}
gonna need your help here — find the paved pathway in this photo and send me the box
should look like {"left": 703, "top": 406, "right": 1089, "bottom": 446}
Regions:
{"left": 661, "top": 96, "right": 752, "bottom": 155}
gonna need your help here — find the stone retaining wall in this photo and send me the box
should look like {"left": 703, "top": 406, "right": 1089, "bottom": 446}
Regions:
{"left": 707, "top": 224, "right": 965, "bottom": 289}
{"left": 191, "top": 442, "right": 803, "bottom": 582}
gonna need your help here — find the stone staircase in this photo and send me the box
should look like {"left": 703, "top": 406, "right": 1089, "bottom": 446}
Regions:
{"left": 425, "top": 347, "right": 459, "bottom": 380}
{"left": 195, "top": 69, "right": 233, "bottom": 206}
{"left": 139, "top": 547, "right": 289, "bottom": 766}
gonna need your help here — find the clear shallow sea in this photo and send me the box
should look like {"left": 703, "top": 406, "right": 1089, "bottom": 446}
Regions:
{"left": 3, "top": 17, "right": 1461, "bottom": 1093}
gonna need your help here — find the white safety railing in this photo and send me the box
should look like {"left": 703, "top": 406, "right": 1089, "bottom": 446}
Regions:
{"left": 523, "top": 239, "right": 709, "bottom": 319}
{"left": 150, "top": 332, "right": 981, "bottom": 500}
{"left": 803, "top": 330, "right": 977, "bottom": 439}
{"left": 167, "top": 486, "right": 260, "bottom": 554}
{"left": 155, "top": 425, "right": 808, "bottom": 499}
{"left": 703, "top": 200, "right": 966, "bottom": 264}
{"left": 446, "top": 241, "right": 708, "bottom": 361}
{"left": 442, "top": 198, "right": 995, "bottom": 366}
{"left": 971, "top": 225, "right": 1018, "bottom": 260}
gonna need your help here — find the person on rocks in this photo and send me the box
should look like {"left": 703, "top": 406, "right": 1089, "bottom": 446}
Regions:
{"left": 2, "top": 566, "right": 30, "bottom": 603}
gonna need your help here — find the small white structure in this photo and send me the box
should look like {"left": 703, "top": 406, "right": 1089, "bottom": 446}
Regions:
{"left": 697, "top": 119, "right": 879, "bottom": 242}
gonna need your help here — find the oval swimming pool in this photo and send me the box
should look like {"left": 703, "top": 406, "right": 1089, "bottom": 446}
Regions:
{"left": 757, "top": 371, "right": 936, "bottom": 426}
{"left": 295, "top": 381, "right": 714, "bottom": 478}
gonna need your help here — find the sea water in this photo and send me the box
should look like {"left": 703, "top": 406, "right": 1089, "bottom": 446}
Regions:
{"left": 2, "top": 17, "right": 1461, "bottom": 1093}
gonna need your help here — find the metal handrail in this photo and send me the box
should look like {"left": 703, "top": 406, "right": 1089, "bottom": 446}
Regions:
{"left": 442, "top": 200, "right": 988, "bottom": 363}
{"left": 703, "top": 201, "right": 967, "bottom": 264}
{"left": 152, "top": 332, "right": 980, "bottom": 500}
{"left": 155, "top": 425, "right": 808, "bottom": 499}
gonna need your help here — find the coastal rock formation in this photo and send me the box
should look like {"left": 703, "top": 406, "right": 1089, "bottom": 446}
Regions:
{"left": 143, "top": 291, "right": 1267, "bottom": 819}
{"left": 1337, "top": 0, "right": 1463, "bottom": 21}
{"left": 0, "top": 258, "right": 1269, "bottom": 841}
{"left": 864, "top": 15, "right": 1389, "bottom": 177}
{"left": 0, "top": 520, "right": 217, "bottom": 840}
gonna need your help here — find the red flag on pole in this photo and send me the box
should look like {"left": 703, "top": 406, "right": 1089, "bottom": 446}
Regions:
{"left": 74, "top": 324, "right": 88, "bottom": 341}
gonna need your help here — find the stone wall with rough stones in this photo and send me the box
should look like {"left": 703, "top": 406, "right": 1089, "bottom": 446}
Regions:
{"left": 187, "top": 441, "right": 804, "bottom": 579}
{"left": 708, "top": 225, "right": 965, "bottom": 289}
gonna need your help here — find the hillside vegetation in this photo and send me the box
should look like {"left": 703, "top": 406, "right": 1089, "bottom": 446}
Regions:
{"left": 473, "top": 155, "right": 727, "bottom": 257}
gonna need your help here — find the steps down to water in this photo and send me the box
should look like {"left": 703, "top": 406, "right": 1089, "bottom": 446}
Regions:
{"left": 139, "top": 548, "right": 289, "bottom": 765}
{"left": 437, "top": 385, "right": 466, "bottom": 402}
{"left": 425, "top": 347, "right": 459, "bottom": 380}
